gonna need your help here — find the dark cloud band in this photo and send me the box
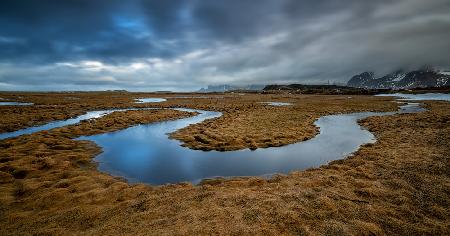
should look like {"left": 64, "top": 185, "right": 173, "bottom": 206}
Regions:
{"left": 0, "top": 0, "right": 449, "bottom": 90}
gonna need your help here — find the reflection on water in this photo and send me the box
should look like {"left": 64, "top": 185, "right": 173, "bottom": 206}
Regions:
{"left": 1, "top": 94, "right": 442, "bottom": 185}
{"left": 80, "top": 102, "right": 424, "bottom": 185}
{"left": 135, "top": 98, "right": 167, "bottom": 103}
{"left": 0, "top": 110, "right": 114, "bottom": 140}
{"left": 0, "top": 98, "right": 167, "bottom": 140}
{"left": 0, "top": 108, "right": 157, "bottom": 140}
{"left": 377, "top": 93, "right": 450, "bottom": 101}
{"left": 260, "top": 102, "right": 292, "bottom": 106}
{"left": 0, "top": 102, "right": 33, "bottom": 106}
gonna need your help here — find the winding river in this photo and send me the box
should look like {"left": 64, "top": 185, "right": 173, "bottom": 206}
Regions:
{"left": 78, "top": 103, "right": 425, "bottom": 185}
{"left": 2, "top": 93, "right": 448, "bottom": 185}
{"left": 0, "top": 108, "right": 157, "bottom": 140}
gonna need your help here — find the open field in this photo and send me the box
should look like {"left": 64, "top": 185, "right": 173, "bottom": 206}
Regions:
{"left": 0, "top": 92, "right": 398, "bottom": 150}
{"left": 0, "top": 92, "right": 449, "bottom": 235}
{"left": 169, "top": 95, "right": 398, "bottom": 151}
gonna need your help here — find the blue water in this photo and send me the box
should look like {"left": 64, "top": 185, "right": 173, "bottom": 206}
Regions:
{"left": 260, "top": 102, "right": 292, "bottom": 106}
{"left": 0, "top": 110, "right": 114, "bottom": 140}
{"left": 376, "top": 93, "right": 450, "bottom": 101}
{"left": 78, "top": 103, "right": 424, "bottom": 185}
{"left": 0, "top": 108, "right": 157, "bottom": 140}
{"left": 0, "top": 102, "right": 33, "bottom": 106}
{"left": 0, "top": 95, "right": 437, "bottom": 185}
{"left": 136, "top": 98, "right": 167, "bottom": 103}
{"left": 0, "top": 97, "right": 168, "bottom": 140}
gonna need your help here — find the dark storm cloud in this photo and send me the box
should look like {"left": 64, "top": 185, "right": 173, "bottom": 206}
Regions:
{"left": 0, "top": 0, "right": 188, "bottom": 63}
{"left": 0, "top": 0, "right": 449, "bottom": 90}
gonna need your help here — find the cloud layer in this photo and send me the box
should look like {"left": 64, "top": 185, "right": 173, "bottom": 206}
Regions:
{"left": 1, "top": 0, "right": 449, "bottom": 91}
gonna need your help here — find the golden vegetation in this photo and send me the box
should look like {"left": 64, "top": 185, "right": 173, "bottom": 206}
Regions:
{"left": 1, "top": 92, "right": 397, "bottom": 151}
{"left": 0, "top": 92, "right": 449, "bottom": 235}
{"left": 0, "top": 91, "right": 192, "bottom": 133}
{"left": 169, "top": 95, "right": 398, "bottom": 150}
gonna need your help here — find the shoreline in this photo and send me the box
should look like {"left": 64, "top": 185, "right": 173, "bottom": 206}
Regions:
{"left": 0, "top": 93, "right": 448, "bottom": 235}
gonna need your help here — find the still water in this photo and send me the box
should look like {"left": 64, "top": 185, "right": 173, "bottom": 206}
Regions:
{"left": 259, "top": 102, "right": 292, "bottom": 106}
{"left": 0, "top": 108, "right": 156, "bottom": 140}
{"left": 0, "top": 110, "right": 114, "bottom": 140}
{"left": 0, "top": 102, "right": 33, "bottom": 106}
{"left": 79, "top": 102, "right": 424, "bottom": 185}
{"left": 135, "top": 98, "right": 167, "bottom": 103}
{"left": 1, "top": 93, "right": 443, "bottom": 185}
{"left": 376, "top": 93, "right": 450, "bottom": 101}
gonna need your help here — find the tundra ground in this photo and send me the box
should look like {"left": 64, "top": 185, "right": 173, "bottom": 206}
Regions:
{"left": 0, "top": 92, "right": 448, "bottom": 235}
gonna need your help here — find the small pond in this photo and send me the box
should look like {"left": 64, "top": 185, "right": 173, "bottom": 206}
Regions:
{"left": 135, "top": 98, "right": 167, "bottom": 103}
{"left": 376, "top": 93, "right": 450, "bottom": 101}
{"left": 0, "top": 102, "right": 33, "bottom": 106}
{"left": 260, "top": 102, "right": 292, "bottom": 106}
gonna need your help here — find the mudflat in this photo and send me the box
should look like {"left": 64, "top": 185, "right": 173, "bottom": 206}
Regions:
{"left": 0, "top": 92, "right": 449, "bottom": 235}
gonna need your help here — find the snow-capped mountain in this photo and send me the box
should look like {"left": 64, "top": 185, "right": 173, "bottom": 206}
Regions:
{"left": 347, "top": 72, "right": 375, "bottom": 87}
{"left": 198, "top": 84, "right": 265, "bottom": 92}
{"left": 347, "top": 69, "right": 450, "bottom": 89}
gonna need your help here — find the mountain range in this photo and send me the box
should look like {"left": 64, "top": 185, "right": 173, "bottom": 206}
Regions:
{"left": 347, "top": 69, "right": 450, "bottom": 89}
{"left": 198, "top": 84, "right": 265, "bottom": 92}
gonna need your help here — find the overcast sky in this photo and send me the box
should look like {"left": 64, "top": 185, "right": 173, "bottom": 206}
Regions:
{"left": 1, "top": 0, "right": 449, "bottom": 91}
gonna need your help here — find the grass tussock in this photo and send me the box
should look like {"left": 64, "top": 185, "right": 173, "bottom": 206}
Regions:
{"left": 170, "top": 94, "right": 398, "bottom": 151}
{"left": 0, "top": 93, "right": 449, "bottom": 235}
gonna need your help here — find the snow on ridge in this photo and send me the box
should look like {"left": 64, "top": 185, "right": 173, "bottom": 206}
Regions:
{"left": 391, "top": 73, "right": 406, "bottom": 82}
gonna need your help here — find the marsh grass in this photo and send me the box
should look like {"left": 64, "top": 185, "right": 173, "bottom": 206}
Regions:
{"left": 0, "top": 93, "right": 448, "bottom": 235}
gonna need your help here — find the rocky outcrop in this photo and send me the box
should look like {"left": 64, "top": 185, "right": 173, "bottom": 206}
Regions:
{"left": 347, "top": 69, "right": 450, "bottom": 89}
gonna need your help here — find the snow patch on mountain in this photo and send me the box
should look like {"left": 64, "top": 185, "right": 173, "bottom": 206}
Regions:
{"left": 347, "top": 69, "right": 450, "bottom": 89}
{"left": 391, "top": 73, "right": 406, "bottom": 82}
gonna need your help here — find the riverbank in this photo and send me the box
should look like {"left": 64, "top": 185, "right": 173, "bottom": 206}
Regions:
{"left": 0, "top": 93, "right": 448, "bottom": 235}
{"left": 169, "top": 95, "right": 398, "bottom": 151}
{"left": 0, "top": 92, "right": 398, "bottom": 150}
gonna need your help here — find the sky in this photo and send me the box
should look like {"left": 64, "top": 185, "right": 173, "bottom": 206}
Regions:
{"left": 0, "top": 0, "right": 450, "bottom": 91}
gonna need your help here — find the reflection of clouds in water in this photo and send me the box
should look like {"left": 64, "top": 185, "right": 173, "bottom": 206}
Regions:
{"left": 0, "top": 108, "right": 156, "bottom": 140}
{"left": 259, "top": 102, "right": 292, "bottom": 106}
{"left": 2, "top": 93, "right": 440, "bottom": 185}
{"left": 376, "top": 93, "right": 450, "bottom": 101}
{"left": 83, "top": 101, "right": 423, "bottom": 185}
{"left": 0, "top": 102, "right": 33, "bottom": 106}
{"left": 135, "top": 98, "right": 167, "bottom": 103}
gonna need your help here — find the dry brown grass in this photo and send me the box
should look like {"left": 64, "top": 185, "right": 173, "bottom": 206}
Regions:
{"left": 0, "top": 91, "right": 191, "bottom": 132}
{"left": 168, "top": 94, "right": 398, "bottom": 150}
{"left": 1, "top": 92, "right": 397, "bottom": 151}
{"left": 0, "top": 93, "right": 449, "bottom": 235}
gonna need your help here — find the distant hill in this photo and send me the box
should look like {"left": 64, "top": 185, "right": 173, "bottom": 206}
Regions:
{"left": 198, "top": 84, "right": 265, "bottom": 92}
{"left": 261, "top": 84, "right": 385, "bottom": 95}
{"left": 347, "top": 69, "right": 450, "bottom": 89}
{"left": 263, "top": 84, "right": 350, "bottom": 91}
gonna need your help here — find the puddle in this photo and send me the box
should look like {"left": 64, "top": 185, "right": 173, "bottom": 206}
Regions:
{"left": 376, "top": 93, "right": 450, "bottom": 101}
{"left": 259, "top": 102, "right": 292, "bottom": 106}
{"left": 135, "top": 98, "right": 167, "bottom": 103}
{"left": 0, "top": 102, "right": 33, "bottom": 106}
